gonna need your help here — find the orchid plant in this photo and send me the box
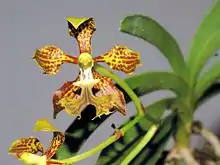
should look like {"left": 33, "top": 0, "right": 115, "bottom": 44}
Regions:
{"left": 8, "top": 1, "right": 220, "bottom": 165}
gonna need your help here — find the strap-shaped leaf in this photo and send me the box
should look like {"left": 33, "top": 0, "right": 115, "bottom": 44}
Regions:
{"left": 195, "top": 61, "right": 220, "bottom": 100}
{"left": 120, "top": 125, "right": 159, "bottom": 165}
{"left": 125, "top": 72, "right": 190, "bottom": 97}
{"left": 197, "top": 83, "right": 220, "bottom": 107}
{"left": 95, "top": 98, "right": 175, "bottom": 165}
{"left": 130, "top": 114, "right": 175, "bottom": 165}
{"left": 55, "top": 71, "right": 188, "bottom": 159}
{"left": 187, "top": 1, "right": 220, "bottom": 86}
{"left": 120, "top": 15, "right": 185, "bottom": 76}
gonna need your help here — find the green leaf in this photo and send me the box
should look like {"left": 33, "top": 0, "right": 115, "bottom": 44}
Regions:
{"left": 195, "top": 61, "right": 220, "bottom": 100}
{"left": 120, "top": 125, "right": 159, "bottom": 165}
{"left": 125, "top": 71, "right": 190, "bottom": 97}
{"left": 95, "top": 97, "right": 175, "bottom": 165}
{"left": 140, "top": 134, "right": 171, "bottom": 165}
{"left": 55, "top": 144, "right": 72, "bottom": 159}
{"left": 55, "top": 71, "right": 188, "bottom": 159}
{"left": 197, "top": 83, "right": 220, "bottom": 106}
{"left": 120, "top": 14, "right": 185, "bottom": 76}
{"left": 131, "top": 114, "right": 175, "bottom": 165}
{"left": 187, "top": 0, "right": 220, "bottom": 86}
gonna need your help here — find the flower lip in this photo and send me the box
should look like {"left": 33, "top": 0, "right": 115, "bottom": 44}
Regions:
{"left": 58, "top": 71, "right": 126, "bottom": 119}
{"left": 73, "top": 78, "right": 100, "bottom": 88}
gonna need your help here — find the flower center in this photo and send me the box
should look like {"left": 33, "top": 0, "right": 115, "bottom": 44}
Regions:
{"left": 78, "top": 53, "right": 94, "bottom": 81}
{"left": 78, "top": 53, "right": 94, "bottom": 69}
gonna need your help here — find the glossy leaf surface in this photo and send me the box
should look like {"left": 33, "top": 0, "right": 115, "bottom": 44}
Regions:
{"left": 120, "top": 15, "right": 185, "bottom": 76}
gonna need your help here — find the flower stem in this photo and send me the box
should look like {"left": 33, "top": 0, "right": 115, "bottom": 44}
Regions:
{"left": 120, "top": 124, "right": 159, "bottom": 165}
{"left": 62, "top": 136, "right": 116, "bottom": 164}
{"left": 56, "top": 115, "right": 148, "bottom": 164}
{"left": 94, "top": 63, "right": 144, "bottom": 115}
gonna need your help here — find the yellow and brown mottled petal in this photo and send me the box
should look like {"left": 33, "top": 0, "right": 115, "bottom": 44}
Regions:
{"left": 58, "top": 71, "right": 126, "bottom": 119}
{"left": 95, "top": 89, "right": 126, "bottom": 117}
{"left": 45, "top": 132, "right": 65, "bottom": 160}
{"left": 58, "top": 96, "right": 85, "bottom": 119}
{"left": 66, "top": 17, "right": 96, "bottom": 54}
{"left": 58, "top": 79, "right": 100, "bottom": 119}
{"left": 8, "top": 136, "right": 44, "bottom": 158}
{"left": 91, "top": 92, "right": 121, "bottom": 119}
{"left": 93, "top": 71, "right": 126, "bottom": 116}
{"left": 33, "top": 45, "right": 78, "bottom": 75}
{"left": 94, "top": 45, "right": 141, "bottom": 74}
{"left": 53, "top": 75, "right": 81, "bottom": 119}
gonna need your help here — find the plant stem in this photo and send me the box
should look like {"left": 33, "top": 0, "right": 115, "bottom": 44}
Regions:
{"left": 172, "top": 97, "right": 194, "bottom": 147}
{"left": 94, "top": 63, "right": 145, "bottom": 115}
{"left": 62, "top": 136, "right": 116, "bottom": 164}
{"left": 120, "top": 125, "right": 159, "bottom": 165}
{"left": 55, "top": 115, "right": 147, "bottom": 164}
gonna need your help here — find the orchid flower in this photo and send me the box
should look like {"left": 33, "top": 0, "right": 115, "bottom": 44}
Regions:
{"left": 32, "top": 17, "right": 141, "bottom": 119}
{"left": 8, "top": 119, "right": 65, "bottom": 165}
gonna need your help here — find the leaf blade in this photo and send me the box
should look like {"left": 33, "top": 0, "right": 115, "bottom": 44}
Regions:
{"left": 125, "top": 72, "right": 190, "bottom": 97}
{"left": 187, "top": 0, "right": 220, "bottom": 86}
{"left": 195, "top": 61, "right": 220, "bottom": 100}
{"left": 131, "top": 114, "right": 175, "bottom": 165}
{"left": 120, "top": 125, "right": 159, "bottom": 165}
{"left": 197, "top": 83, "right": 220, "bottom": 106}
{"left": 120, "top": 14, "right": 185, "bottom": 75}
